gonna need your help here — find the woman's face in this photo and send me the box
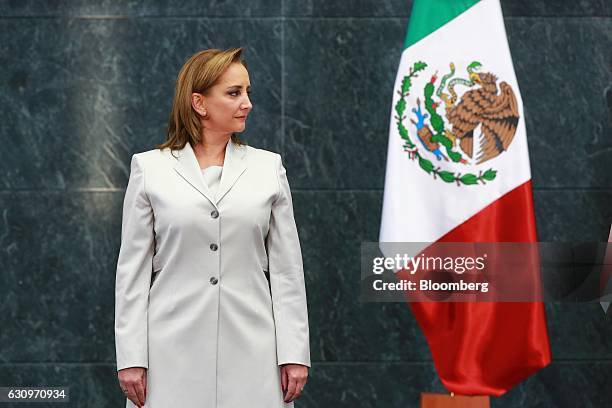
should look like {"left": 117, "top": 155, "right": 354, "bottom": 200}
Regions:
{"left": 196, "top": 63, "right": 252, "bottom": 135}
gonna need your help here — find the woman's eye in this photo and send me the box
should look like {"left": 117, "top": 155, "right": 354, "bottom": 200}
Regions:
{"left": 229, "top": 90, "right": 251, "bottom": 97}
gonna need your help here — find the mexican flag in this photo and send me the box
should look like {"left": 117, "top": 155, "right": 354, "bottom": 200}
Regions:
{"left": 379, "top": 0, "right": 552, "bottom": 396}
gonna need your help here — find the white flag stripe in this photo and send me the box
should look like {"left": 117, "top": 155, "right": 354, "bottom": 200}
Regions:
{"left": 381, "top": 0, "right": 531, "bottom": 244}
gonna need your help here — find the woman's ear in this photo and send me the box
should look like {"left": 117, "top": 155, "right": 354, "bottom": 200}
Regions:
{"left": 191, "top": 93, "right": 207, "bottom": 117}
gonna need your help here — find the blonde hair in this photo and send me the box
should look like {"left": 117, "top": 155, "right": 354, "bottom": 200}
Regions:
{"left": 156, "top": 47, "right": 248, "bottom": 152}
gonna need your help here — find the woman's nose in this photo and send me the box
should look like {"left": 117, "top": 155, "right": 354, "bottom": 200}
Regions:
{"left": 241, "top": 95, "right": 252, "bottom": 110}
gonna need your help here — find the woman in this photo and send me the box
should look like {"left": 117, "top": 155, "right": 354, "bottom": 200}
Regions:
{"left": 114, "top": 48, "right": 310, "bottom": 407}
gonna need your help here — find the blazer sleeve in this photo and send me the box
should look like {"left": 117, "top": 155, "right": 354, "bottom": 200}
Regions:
{"left": 267, "top": 154, "right": 311, "bottom": 367}
{"left": 114, "top": 154, "right": 154, "bottom": 371}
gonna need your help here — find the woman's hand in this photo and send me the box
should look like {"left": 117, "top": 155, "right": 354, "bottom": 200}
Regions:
{"left": 118, "top": 367, "right": 147, "bottom": 407}
{"left": 280, "top": 364, "right": 308, "bottom": 402}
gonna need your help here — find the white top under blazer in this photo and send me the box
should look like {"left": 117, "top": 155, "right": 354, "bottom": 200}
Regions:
{"left": 201, "top": 165, "right": 223, "bottom": 198}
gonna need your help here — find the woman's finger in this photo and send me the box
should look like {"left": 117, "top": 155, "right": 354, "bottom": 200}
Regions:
{"left": 293, "top": 377, "right": 305, "bottom": 400}
{"left": 280, "top": 366, "right": 288, "bottom": 392}
{"left": 135, "top": 376, "right": 146, "bottom": 407}
{"left": 125, "top": 383, "right": 140, "bottom": 407}
{"left": 142, "top": 371, "right": 147, "bottom": 401}
{"left": 284, "top": 372, "right": 298, "bottom": 402}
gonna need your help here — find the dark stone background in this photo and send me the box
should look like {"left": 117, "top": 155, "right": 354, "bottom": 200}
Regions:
{"left": 0, "top": 1, "right": 610, "bottom": 407}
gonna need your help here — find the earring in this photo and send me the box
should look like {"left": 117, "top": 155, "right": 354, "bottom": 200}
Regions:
{"left": 202, "top": 110, "right": 207, "bottom": 117}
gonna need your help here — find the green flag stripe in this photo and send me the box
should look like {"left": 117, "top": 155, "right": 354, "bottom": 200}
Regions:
{"left": 404, "top": 0, "right": 480, "bottom": 49}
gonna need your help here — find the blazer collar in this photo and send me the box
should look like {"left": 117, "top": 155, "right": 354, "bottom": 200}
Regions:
{"left": 173, "top": 139, "right": 248, "bottom": 207}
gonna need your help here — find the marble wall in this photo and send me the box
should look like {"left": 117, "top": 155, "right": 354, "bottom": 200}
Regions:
{"left": 0, "top": 1, "right": 610, "bottom": 407}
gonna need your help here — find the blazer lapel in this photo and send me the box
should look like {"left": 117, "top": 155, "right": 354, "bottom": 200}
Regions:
{"left": 173, "top": 141, "right": 216, "bottom": 206}
{"left": 215, "top": 139, "right": 248, "bottom": 205}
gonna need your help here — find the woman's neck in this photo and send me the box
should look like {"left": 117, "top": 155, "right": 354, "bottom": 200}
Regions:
{"left": 193, "top": 133, "right": 231, "bottom": 168}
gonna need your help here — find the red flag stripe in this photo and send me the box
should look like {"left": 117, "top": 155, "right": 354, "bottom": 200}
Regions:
{"left": 409, "top": 180, "right": 552, "bottom": 396}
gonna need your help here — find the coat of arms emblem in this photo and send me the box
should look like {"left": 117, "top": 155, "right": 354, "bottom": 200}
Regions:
{"left": 395, "top": 61, "right": 520, "bottom": 186}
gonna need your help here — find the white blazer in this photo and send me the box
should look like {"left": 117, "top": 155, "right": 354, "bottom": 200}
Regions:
{"left": 114, "top": 140, "right": 310, "bottom": 407}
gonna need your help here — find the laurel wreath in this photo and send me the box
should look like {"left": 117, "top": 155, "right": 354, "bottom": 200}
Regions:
{"left": 394, "top": 61, "right": 497, "bottom": 186}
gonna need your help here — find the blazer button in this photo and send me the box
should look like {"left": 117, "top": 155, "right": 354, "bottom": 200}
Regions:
{"left": 211, "top": 210, "right": 219, "bottom": 219}
{"left": 210, "top": 243, "right": 218, "bottom": 251}
{"left": 209, "top": 277, "right": 218, "bottom": 285}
